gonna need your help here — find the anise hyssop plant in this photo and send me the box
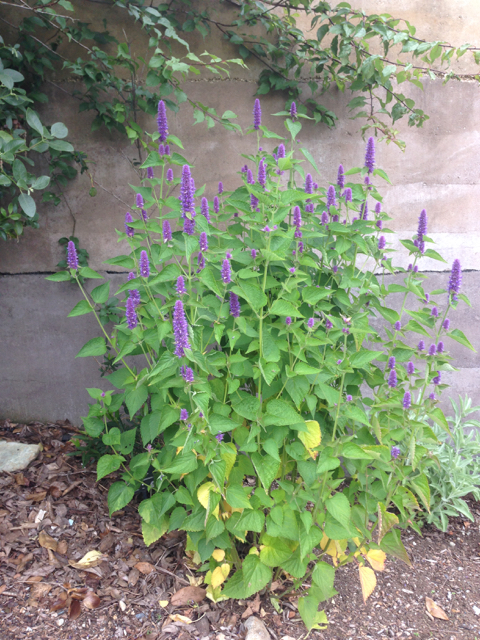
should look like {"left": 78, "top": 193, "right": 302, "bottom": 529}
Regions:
{"left": 48, "top": 99, "right": 474, "bottom": 631}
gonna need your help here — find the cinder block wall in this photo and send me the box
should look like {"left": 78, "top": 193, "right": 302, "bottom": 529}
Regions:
{"left": 1, "top": 1, "right": 479, "bottom": 423}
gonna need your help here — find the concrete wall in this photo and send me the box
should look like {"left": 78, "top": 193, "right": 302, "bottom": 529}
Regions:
{"left": 1, "top": 1, "right": 479, "bottom": 423}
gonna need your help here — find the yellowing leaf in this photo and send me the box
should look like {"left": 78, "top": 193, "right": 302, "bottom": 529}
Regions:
{"left": 366, "top": 549, "right": 386, "bottom": 572}
{"left": 319, "top": 534, "right": 347, "bottom": 566}
{"left": 426, "top": 597, "right": 449, "bottom": 620}
{"left": 220, "top": 443, "right": 237, "bottom": 479}
{"left": 206, "top": 583, "right": 229, "bottom": 603}
{"left": 169, "top": 614, "right": 192, "bottom": 624}
{"left": 211, "top": 564, "right": 230, "bottom": 589}
{"left": 197, "top": 482, "right": 216, "bottom": 509}
{"left": 359, "top": 565, "right": 376, "bottom": 603}
{"left": 159, "top": 600, "right": 169, "bottom": 607}
{"left": 69, "top": 550, "right": 104, "bottom": 569}
{"left": 212, "top": 549, "right": 225, "bottom": 562}
{"left": 298, "top": 420, "right": 321, "bottom": 458}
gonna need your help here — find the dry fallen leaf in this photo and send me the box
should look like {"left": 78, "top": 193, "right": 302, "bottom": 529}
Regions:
{"left": 169, "top": 613, "right": 192, "bottom": 624}
{"left": 27, "top": 582, "right": 52, "bottom": 606}
{"left": 426, "top": 597, "right": 449, "bottom": 620}
{"left": 57, "top": 540, "right": 68, "bottom": 555}
{"left": 25, "top": 491, "right": 47, "bottom": 502}
{"left": 38, "top": 531, "right": 58, "bottom": 552}
{"left": 170, "top": 586, "right": 206, "bottom": 607}
{"left": 134, "top": 561, "right": 155, "bottom": 575}
{"left": 69, "top": 550, "right": 104, "bottom": 570}
{"left": 83, "top": 592, "right": 101, "bottom": 610}
{"left": 242, "top": 606, "right": 253, "bottom": 620}
{"left": 159, "top": 600, "right": 169, "bottom": 607}
{"left": 50, "top": 592, "right": 68, "bottom": 612}
{"left": 69, "top": 598, "right": 82, "bottom": 620}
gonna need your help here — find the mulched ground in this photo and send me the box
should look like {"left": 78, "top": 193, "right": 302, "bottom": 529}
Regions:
{"left": 1, "top": 420, "right": 480, "bottom": 640}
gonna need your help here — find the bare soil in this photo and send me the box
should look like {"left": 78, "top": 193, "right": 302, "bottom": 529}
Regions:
{"left": 1, "top": 420, "right": 479, "bottom": 640}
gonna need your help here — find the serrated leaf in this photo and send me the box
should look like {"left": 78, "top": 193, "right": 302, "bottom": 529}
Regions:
{"left": 359, "top": 565, "right": 376, "bottom": 603}
{"left": 269, "top": 299, "right": 304, "bottom": 317}
{"left": 366, "top": 549, "right": 386, "bottom": 571}
{"left": 97, "top": 454, "right": 124, "bottom": 480}
{"left": 75, "top": 337, "right": 106, "bottom": 358}
{"left": 250, "top": 453, "right": 280, "bottom": 492}
{"left": 326, "top": 492, "right": 351, "bottom": 529}
{"left": 298, "top": 420, "right": 321, "bottom": 458}
{"left": 107, "top": 482, "right": 134, "bottom": 516}
{"left": 379, "top": 530, "right": 411, "bottom": 566}
{"left": 226, "top": 484, "right": 252, "bottom": 510}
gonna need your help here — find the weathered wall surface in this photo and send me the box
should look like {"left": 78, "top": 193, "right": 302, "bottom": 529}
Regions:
{"left": 1, "top": 1, "right": 479, "bottom": 423}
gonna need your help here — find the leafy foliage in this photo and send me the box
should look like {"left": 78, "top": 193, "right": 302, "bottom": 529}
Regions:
{"left": 50, "top": 100, "right": 472, "bottom": 630}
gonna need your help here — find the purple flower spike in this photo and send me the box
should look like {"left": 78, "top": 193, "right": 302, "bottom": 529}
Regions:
{"left": 180, "top": 408, "right": 189, "bottom": 421}
{"left": 141, "top": 209, "right": 148, "bottom": 222}
{"left": 360, "top": 200, "right": 368, "bottom": 220}
{"left": 391, "top": 446, "right": 400, "bottom": 459}
{"left": 305, "top": 173, "right": 313, "bottom": 195}
{"left": 251, "top": 248, "right": 257, "bottom": 259}
{"left": 343, "top": 187, "right": 352, "bottom": 202}
{"left": 333, "top": 265, "right": 338, "bottom": 274}
{"left": 407, "top": 264, "right": 413, "bottom": 271}
{"left": 218, "top": 181, "right": 224, "bottom": 195}
{"left": 431, "top": 307, "right": 438, "bottom": 317}
{"left": 127, "top": 272, "right": 140, "bottom": 308}
{"left": 125, "top": 212, "right": 135, "bottom": 238}
{"left": 413, "top": 265, "right": 419, "bottom": 273}
{"left": 176, "top": 276, "right": 187, "bottom": 296}
{"left": 298, "top": 241, "right": 304, "bottom": 253}
{"left": 365, "top": 136, "right": 375, "bottom": 174}
{"left": 139, "top": 250, "right": 150, "bottom": 278}
{"left": 307, "top": 318, "right": 315, "bottom": 329}
{"left": 200, "top": 197, "right": 210, "bottom": 222}
{"left": 258, "top": 158, "right": 266, "bottom": 187}
{"left": 337, "top": 164, "right": 345, "bottom": 189}
{"left": 221, "top": 259, "right": 231, "bottom": 284}
{"left": 448, "top": 259, "right": 462, "bottom": 299}
{"left": 147, "top": 167, "right": 154, "bottom": 180}
{"left": 180, "top": 165, "right": 195, "bottom": 219}
{"left": 327, "top": 185, "right": 337, "bottom": 208}
{"left": 403, "top": 391, "right": 411, "bottom": 410}
{"left": 199, "top": 232, "right": 208, "bottom": 252}
{"left": 321, "top": 211, "right": 329, "bottom": 225}
{"left": 375, "top": 202, "right": 382, "bottom": 215}
{"left": 293, "top": 206, "right": 302, "bottom": 227}
{"left": 407, "top": 361, "right": 415, "bottom": 375}
{"left": 197, "top": 252, "right": 205, "bottom": 272}
{"left": 157, "top": 100, "right": 168, "bottom": 142}
{"left": 443, "top": 318, "right": 450, "bottom": 330}
{"left": 388, "top": 356, "right": 396, "bottom": 370}
{"left": 364, "top": 175, "right": 370, "bottom": 186}
{"left": 417, "top": 209, "right": 427, "bottom": 254}
{"left": 429, "top": 392, "right": 436, "bottom": 401}
{"left": 158, "top": 144, "right": 165, "bottom": 156}
{"left": 277, "top": 143, "right": 285, "bottom": 161}
{"left": 394, "top": 321, "right": 401, "bottom": 331}
{"left": 250, "top": 194, "right": 259, "bottom": 211}
{"left": 67, "top": 240, "right": 79, "bottom": 270}
{"left": 433, "top": 371, "right": 441, "bottom": 385}
{"left": 290, "top": 101, "right": 297, "bottom": 120}
{"left": 216, "top": 433, "right": 224, "bottom": 443}
{"left": 285, "top": 317, "right": 292, "bottom": 326}
{"left": 437, "top": 341, "right": 444, "bottom": 354}
{"left": 126, "top": 295, "right": 138, "bottom": 330}
{"left": 428, "top": 344, "right": 437, "bottom": 356}
{"left": 136, "top": 193, "right": 144, "bottom": 208}
{"left": 294, "top": 227, "right": 302, "bottom": 238}
{"left": 165, "top": 145, "right": 170, "bottom": 155}
{"left": 184, "top": 367, "right": 195, "bottom": 383}
{"left": 253, "top": 98, "right": 262, "bottom": 130}
{"left": 173, "top": 300, "right": 191, "bottom": 358}
{"left": 388, "top": 369, "right": 397, "bottom": 388}
{"left": 166, "top": 168, "right": 173, "bottom": 183}
{"left": 162, "top": 219, "right": 172, "bottom": 243}
{"left": 325, "top": 319, "right": 333, "bottom": 330}
{"left": 346, "top": 395, "right": 352, "bottom": 402}
{"left": 229, "top": 291, "right": 240, "bottom": 318}
{"left": 376, "top": 220, "right": 383, "bottom": 230}
{"left": 418, "top": 340, "right": 425, "bottom": 351}
{"left": 378, "top": 236, "right": 386, "bottom": 250}
{"left": 247, "top": 169, "right": 255, "bottom": 185}
{"left": 289, "top": 267, "right": 295, "bottom": 274}
{"left": 214, "top": 196, "right": 220, "bottom": 214}
{"left": 183, "top": 218, "right": 195, "bottom": 236}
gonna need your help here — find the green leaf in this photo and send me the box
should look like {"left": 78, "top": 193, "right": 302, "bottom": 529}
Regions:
{"left": 163, "top": 452, "right": 198, "bottom": 475}
{"left": 326, "top": 492, "right": 351, "bottom": 529}
{"left": 429, "top": 407, "right": 452, "bottom": 437}
{"left": 300, "top": 147, "right": 320, "bottom": 174}
{"left": 51, "top": 122, "right": 68, "bottom": 138}
{"left": 226, "top": 484, "right": 252, "bottom": 510}
{"left": 448, "top": 329, "right": 476, "bottom": 352}
{"left": 298, "top": 590, "right": 328, "bottom": 631}
{"left": 108, "top": 482, "right": 134, "bottom": 516}
{"left": 199, "top": 267, "right": 222, "bottom": 295}
{"left": 251, "top": 453, "right": 280, "bottom": 492}
{"left": 222, "top": 554, "right": 272, "bottom": 599}
{"left": 91, "top": 282, "right": 110, "bottom": 304}
{"left": 380, "top": 530, "right": 411, "bottom": 566}
{"left": 142, "top": 516, "right": 169, "bottom": 546}
{"left": 232, "top": 395, "right": 260, "bottom": 420}
{"left": 269, "top": 299, "right": 304, "bottom": 317}
{"left": 410, "top": 473, "right": 430, "bottom": 512}
{"left": 26, "top": 108, "right": 44, "bottom": 136}
{"left": 285, "top": 118, "right": 302, "bottom": 140}
{"left": 263, "top": 438, "right": 280, "bottom": 461}
{"left": 311, "top": 561, "right": 338, "bottom": 602}
{"left": 32, "top": 175, "right": 50, "bottom": 190}
{"left": 48, "top": 139, "right": 74, "bottom": 152}
{"left": 264, "top": 399, "right": 306, "bottom": 429}
{"left": 79, "top": 267, "right": 103, "bottom": 279}
{"left": 209, "top": 413, "right": 239, "bottom": 435}
{"left": 18, "top": 193, "right": 36, "bottom": 218}
{"left": 236, "top": 509, "right": 265, "bottom": 533}
{"left": 259, "top": 536, "right": 293, "bottom": 567}
{"left": 75, "top": 337, "right": 106, "bottom": 358}
{"left": 342, "top": 442, "right": 375, "bottom": 459}
{"left": 125, "top": 385, "right": 148, "bottom": 418}
{"left": 97, "top": 454, "right": 124, "bottom": 481}
{"left": 233, "top": 282, "right": 268, "bottom": 311}
{"left": 68, "top": 300, "right": 92, "bottom": 317}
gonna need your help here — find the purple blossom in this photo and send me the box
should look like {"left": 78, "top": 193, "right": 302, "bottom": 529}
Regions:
{"left": 391, "top": 446, "right": 400, "bottom": 459}
{"left": 141, "top": 209, "right": 148, "bottom": 222}
{"left": 298, "top": 241, "right": 304, "bottom": 253}
{"left": 375, "top": 202, "right": 382, "bottom": 215}
{"left": 221, "top": 259, "right": 231, "bottom": 284}
{"left": 158, "top": 144, "right": 165, "bottom": 156}
{"left": 251, "top": 248, "right": 257, "bottom": 259}
{"left": 305, "top": 173, "right": 313, "bottom": 195}
{"left": 197, "top": 252, "right": 205, "bottom": 272}
{"left": 199, "top": 232, "right": 208, "bottom": 252}
{"left": 443, "top": 318, "right": 450, "bottom": 330}
{"left": 253, "top": 98, "right": 262, "bottom": 130}
{"left": 407, "top": 264, "right": 413, "bottom": 271}
{"left": 407, "top": 361, "right": 415, "bottom": 375}
{"left": 307, "top": 318, "right": 315, "bottom": 329}
{"left": 360, "top": 200, "right": 368, "bottom": 220}
{"left": 429, "top": 393, "right": 436, "bottom": 401}
{"left": 276, "top": 143, "right": 285, "bottom": 161}
{"left": 327, "top": 185, "right": 337, "bottom": 208}
{"left": 325, "top": 319, "right": 333, "bottom": 330}
{"left": 346, "top": 395, "right": 352, "bottom": 402}
{"left": 293, "top": 206, "right": 302, "bottom": 227}
{"left": 183, "top": 218, "right": 195, "bottom": 235}
{"left": 124, "top": 212, "right": 135, "bottom": 238}
{"left": 215, "top": 433, "right": 224, "bottom": 443}
{"left": 394, "top": 321, "right": 401, "bottom": 331}
{"left": 139, "top": 250, "right": 150, "bottom": 278}
{"left": 180, "top": 366, "right": 194, "bottom": 383}
{"left": 321, "top": 211, "right": 329, "bottom": 225}
{"left": 166, "top": 168, "right": 173, "bottom": 183}
{"left": 388, "top": 369, "right": 397, "bottom": 388}
{"left": 127, "top": 272, "right": 140, "bottom": 307}
{"left": 229, "top": 291, "right": 240, "bottom": 318}
{"left": 376, "top": 220, "right": 383, "bottom": 230}
{"left": 413, "top": 265, "right": 419, "bottom": 273}
{"left": 290, "top": 101, "right": 297, "bottom": 120}
{"left": 156, "top": 100, "right": 168, "bottom": 142}
{"left": 136, "top": 193, "right": 144, "bottom": 208}
{"left": 226, "top": 251, "right": 232, "bottom": 259}
{"left": 428, "top": 344, "right": 437, "bottom": 356}
{"left": 173, "top": 300, "right": 191, "bottom": 357}
{"left": 343, "top": 187, "right": 352, "bottom": 202}
{"left": 165, "top": 145, "right": 170, "bottom": 155}
{"left": 241, "top": 164, "right": 248, "bottom": 173}
{"left": 418, "top": 340, "right": 425, "bottom": 351}
{"left": 431, "top": 307, "right": 438, "bottom": 317}
{"left": 247, "top": 169, "right": 255, "bottom": 185}
{"left": 336, "top": 359, "right": 342, "bottom": 365}
{"left": 162, "top": 219, "right": 172, "bottom": 243}
{"left": 126, "top": 295, "right": 138, "bottom": 330}
{"left": 180, "top": 165, "right": 195, "bottom": 219}
{"left": 417, "top": 209, "right": 427, "bottom": 254}
{"left": 337, "top": 164, "right": 345, "bottom": 189}
{"left": 218, "top": 181, "right": 223, "bottom": 195}
{"left": 433, "top": 371, "right": 441, "bottom": 385}
{"left": 285, "top": 317, "right": 292, "bottom": 326}
{"left": 365, "top": 136, "right": 375, "bottom": 174}
{"left": 364, "top": 175, "right": 370, "bottom": 186}
{"left": 258, "top": 158, "right": 266, "bottom": 187}
{"left": 388, "top": 356, "right": 396, "bottom": 370}
{"left": 180, "top": 408, "right": 189, "bottom": 421}
{"left": 250, "top": 194, "right": 259, "bottom": 210}
{"left": 214, "top": 196, "right": 220, "bottom": 214}
{"left": 176, "top": 276, "right": 187, "bottom": 296}
{"left": 424, "top": 293, "right": 430, "bottom": 303}
{"left": 67, "top": 240, "right": 79, "bottom": 270}
{"left": 147, "top": 167, "right": 154, "bottom": 180}
{"left": 332, "top": 215, "right": 339, "bottom": 222}
{"left": 289, "top": 267, "right": 295, "bottom": 274}
{"left": 294, "top": 227, "right": 302, "bottom": 238}
{"left": 378, "top": 236, "right": 386, "bottom": 250}
{"left": 333, "top": 265, "right": 338, "bottom": 274}
{"left": 403, "top": 391, "right": 411, "bottom": 410}
{"left": 437, "top": 341, "right": 444, "bottom": 354}
{"left": 200, "top": 197, "right": 210, "bottom": 222}
{"left": 448, "top": 259, "right": 462, "bottom": 299}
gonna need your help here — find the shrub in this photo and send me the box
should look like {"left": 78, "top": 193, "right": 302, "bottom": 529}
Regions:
{"left": 48, "top": 100, "right": 474, "bottom": 631}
